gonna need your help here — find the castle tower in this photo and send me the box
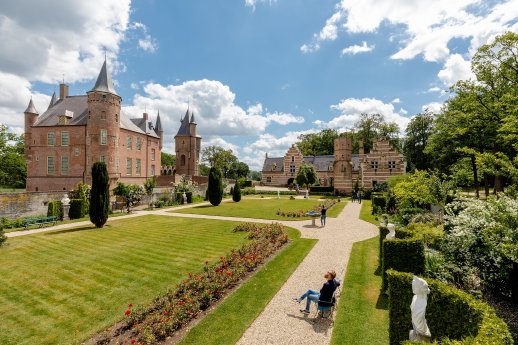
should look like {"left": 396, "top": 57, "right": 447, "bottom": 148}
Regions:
{"left": 333, "top": 137, "right": 354, "bottom": 193}
{"left": 24, "top": 98, "right": 39, "bottom": 161}
{"left": 86, "top": 59, "right": 121, "bottom": 179}
{"left": 155, "top": 110, "right": 163, "bottom": 149}
{"left": 175, "top": 108, "right": 201, "bottom": 176}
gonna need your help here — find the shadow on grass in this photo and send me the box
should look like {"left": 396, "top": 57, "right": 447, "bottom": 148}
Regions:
{"left": 44, "top": 225, "right": 105, "bottom": 235}
{"left": 374, "top": 265, "right": 382, "bottom": 276}
{"left": 286, "top": 313, "right": 333, "bottom": 333}
{"left": 376, "top": 291, "right": 389, "bottom": 310}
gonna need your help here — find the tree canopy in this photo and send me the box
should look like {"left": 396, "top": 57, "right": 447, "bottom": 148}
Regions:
{"left": 201, "top": 145, "right": 249, "bottom": 179}
{"left": 295, "top": 163, "right": 317, "bottom": 189}
{"left": 404, "top": 112, "right": 435, "bottom": 171}
{"left": 0, "top": 125, "right": 25, "bottom": 188}
{"left": 161, "top": 152, "right": 176, "bottom": 166}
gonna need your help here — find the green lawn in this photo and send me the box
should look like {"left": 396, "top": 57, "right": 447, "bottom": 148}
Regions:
{"left": 179, "top": 227, "right": 316, "bottom": 345}
{"left": 331, "top": 236, "right": 388, "bottom": 345}
{"left": 172, "top": 198, "right": 346, "bottom": 220}
{"left": 359, "top": 199, "right": 378, "bottom": 226}
{"left": 0, "top": 215, "right": 250, "bottom": 345}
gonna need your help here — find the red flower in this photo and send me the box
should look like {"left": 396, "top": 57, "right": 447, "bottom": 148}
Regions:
{"left": 205, "top": 260, "right": 209, "bottom": 265}
{"left": 178, "top": 301, "right": 184, "bottom": 305}
{"left": 125, "top": 309, "right": 131, "bottom": 315}
{"left": 128, "top": 303, "right": 133, "bottom": 308}
{"left": 163, "top": 311, "right": 168, "bottom": 315}
{"left": 131, "top": 340, "right": 136, "bottom": 344}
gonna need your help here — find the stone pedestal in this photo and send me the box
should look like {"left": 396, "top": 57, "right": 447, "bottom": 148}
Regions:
{"left": 62, "top": 204, "right": 70, "bottom": 220}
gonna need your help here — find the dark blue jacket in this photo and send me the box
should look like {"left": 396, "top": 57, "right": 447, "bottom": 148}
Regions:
{"left": 319, "top": 278, "right": 340, "bottom": 302}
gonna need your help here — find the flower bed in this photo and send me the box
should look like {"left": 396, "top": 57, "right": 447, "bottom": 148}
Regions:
{"left": 276, "top": 199, "right": 338, "bottom": 217}
{"left": 93, "top": 223, "right": 289, "bottom": 345}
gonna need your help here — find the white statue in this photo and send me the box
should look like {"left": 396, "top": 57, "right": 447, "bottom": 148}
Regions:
{"left": 409, "top": 276, "right": 432, "bottom": 342}
{"left": 386, "top": 223, "right": 396, "bottom": 240}
{"left": 61, "top": 193, "right": 70, "bottom": 206}
{"left": 182, "top": 192, "right": 187, "bottom": 204}
{"left": 277, "top": 190, "right": 280, "bottom": 199}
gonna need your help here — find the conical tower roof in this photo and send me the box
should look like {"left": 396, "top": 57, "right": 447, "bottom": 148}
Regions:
{"left": 47, "top": 91, "right": 57, "bottom": 110}
{"left": 24, "top": 98, "right": 38, "bottom": 115}
{"left": 190, "top": 112, "right": 196, "bottom": 123}
{"left": 176, "top": 108, "right": 191, "bottom": 136}
{"left": 89, "top": 59, "right": 117, "bottom": 95}
{"left": 155, "top": 110, "right": 163, "bottom": 135}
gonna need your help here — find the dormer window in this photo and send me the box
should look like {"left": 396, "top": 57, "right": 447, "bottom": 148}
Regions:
{"left": 371, "top": 161, "right": 379, "bottom": 169}
{"left": 291, "top": 155, "right": 294, "bottom": 162}
{"left": 271, "top": 163, "right": 277, "bottom": 171}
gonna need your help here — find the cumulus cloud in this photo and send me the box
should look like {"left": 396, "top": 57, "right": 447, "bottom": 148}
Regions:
{"left": 327, "top": 97, "right": 410, "bottom": 132}
{"left": 421, "top": 102, "right": 444, "bottom": 113}
{"left": 437, "top": 53, "right": 474, "bottom": 86}
{"left": 245, "top": 0, "right": 277, "bottom": 12}
{"left": 341, "top": 41, "right": 375, "bottom": 56}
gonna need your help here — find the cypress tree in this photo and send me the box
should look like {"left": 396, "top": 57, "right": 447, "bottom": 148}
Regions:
{"left": 89, "top": 162, "right": 109, "bottom": 228}
{"left": 208, "top": 166, "right": 223, "bottom": 206}
{"left": 232, "top": 182, "right": 241, "bottom": 202}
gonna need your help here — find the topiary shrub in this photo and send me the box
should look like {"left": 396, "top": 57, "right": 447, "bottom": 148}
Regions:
{"left": 232, "top": 183, "right": 241, "bottom": 202}
{"left": 0, "top": 223, "right": 6, "bottom": 247}
{"left": 89, "top": 162, "right": 109, "bottom": 228}
{"left": 208, "top": 167, "right": 223, "bottom": 206}
{"left": 47, "top": 200, "right": 63, "bottom": 220}
{"left": 175, "top": 192, "right": 193, "bottom": 204}
{"left": 382, "top": 239, "right": 425, "bottom": 291}
{"left": 372, "top": 194, "right": 387, "bottom": 214}
{"left": 379, "top": 226, "right": 390, "bottom": 266}
{"left": 309, "top": 186, "right": 334, "bottom": 193}
{"left": 69, "top": 199, "right": 87, "bottom": 219}
{"left": 387, "top": 270, "right": 512, "bottom": 345}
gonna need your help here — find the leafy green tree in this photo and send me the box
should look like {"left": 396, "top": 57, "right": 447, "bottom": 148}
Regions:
{"left": 353, "top": 113, "right": 400, "bottom": 153}
{"left": 404, "top": 112, "right": 434, "bottom": 171}
{"left": 0, "top": 125, "right": 25, "bottom": 188}
{"left": 232, "top": 182, "right": 241, "bottom": 202}
{"left": 199, "top": 164, "right": 210, "bottom": 176}
{"left": 113, "top": 182, "right": 144, "bottom": 213}
{"left": 69, "top": 182, "right": 91, "bottom": 215}
{"left": 249, "top": 170, "right": 261, "bottom": 181}
{"left": 295, "top": 163, "right": 317, "bottom": 189}
{"left": 231, "top": 161, "right": 250, "bottom": 179}
{"left": 202, "top": 145, "right": 239, "bottom": 178}
{"left": 207, "top": 167, "right": 223, "bottom": 206}
{"left": 89, "top": 162, "right": 109, "bottom": 228}
{"left": 296, "top": 129, "right": 341, "bottom": 155}
{"left": 161, "top": 152, "right": 176, "bottom": 166}
{"left": 144, "top": 177, "right": 156, "bottom": 206}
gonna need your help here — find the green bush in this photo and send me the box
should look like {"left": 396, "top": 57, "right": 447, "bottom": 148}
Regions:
{"left": 69, "top": 199, "right": 87, "bottom": 219}
{"left": 175, "top": 192, "right": 193, "bottom": 204}
{"left": 0, "top": 224, "right": 6, "bottom": 247}
{"left": 240, "top": 180, "right": 253, "bottom": 188}
{"left": 387, "top": 270, "right": 512, "bottom": 345}
{"left": 309, "top": 186, "right": 334, "bottom": 193}
{"left": 232, "top": 183, "right": 241, "bottom": 202}
{"left": 379, "top": 226, "right": 390, "bottom": 266}
{"left": 47, "top": 201, "right": 63, "bottom": 220}
{"left": 372, "top": 194, "right": 387, "bottom": 214}
{"left": 89, "top": 162, "right": 109, "bottom": 228}
{"left": 208, "top": 167, "right": 223, "bottom": 206}
{"left": 382, "top": 239, "right": 425, "bottom": 291}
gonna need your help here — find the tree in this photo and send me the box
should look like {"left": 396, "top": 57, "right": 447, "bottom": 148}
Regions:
{"left": 0, "top": 223, "right": 6, "bottom": 247}
{"left": 295, "top": 163, "right": 317, "bottom": 189}
{"left": 207, "top": 167, "right": 223, "bottom": 206}
{"left": 144, "top": 177, "right": 156, "bottom": 206}
{"left": 404, "top": 112, "right": 435, "bottom": 171}
{"left": 202, "top": 145, "right": 239, "bottom": 178}
{"left": 231, "top": 161, "right": 250, "bottom": 179}
{"left": 354, "top": 113, "right": 401, "bottom": 153}
{"left": 113, "top": 182, "right": 144, "bottom": 213}
{"left": 199, "top": 163, "right": 210, "bottom": 176}
{"left": 296, "top": 129, "right": 340, "bottom": 156}
{"left": 89, "top": 162, "right": 109, "bottom": 228}
{"left": 232, "top": 182, "right": 241, "bottom": 202}
{"left": 0, "top": 125, "right": 25, "bottom": 188}
{"left": 161, "top": 152, "right": 176, "bottom": 166}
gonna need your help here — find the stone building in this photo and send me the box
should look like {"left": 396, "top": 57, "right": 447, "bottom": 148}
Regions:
{"left": 174, "top": 108, "right": 201, "bottom": 177}
{"left": 24, "top": 60, "right": 162, "bottom": 192}
{"left": 261, "top": 137, "right": 405, "bottom": 194}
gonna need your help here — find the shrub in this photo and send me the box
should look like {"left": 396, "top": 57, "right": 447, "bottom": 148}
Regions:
{"left": 379, "top": 226, "right": 390, "bottom": 266}
{"left": 372, "top": 194, "right": 386, "bottom": 214}
{"left": 69, "top": 182, "right": 91, "bottom": 214}
{"left": 208, "top": 167, "right": 223, "bottom": 206}
{"left": 0, "top": 224, "right": 6, "bottom": 247}
{"left": 232, "top": 183, "right": 241, "bottom": 202}
{"left": 240, "top": 180, "right": 253, "bottom": 188}
{"left": 309, "top": 186, "right": 334, "bottom": 193}
{"left": 175, "top": 192, "right": 193, "bottom": 204}
{"left": 382, "top": 239, "right": 425, "bottom": 291}
{"left": 69, "top": 199, "right": 87, "bottom": 219}
{"left": 47, "top": 200, "right": 63, "bottom": 220}
{"left": 387, "top": 270, "right": 512, "bottom": 345}
{"left": 89, "top": 162, "right": 109, "bottom": 228}
{"left": 402, "top": 222, "right": 444, "bottom": 248}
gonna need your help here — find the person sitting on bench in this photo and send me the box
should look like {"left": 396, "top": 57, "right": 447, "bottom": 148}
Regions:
{"left": 293, "top": 270, "right": 340, "bottom": 314}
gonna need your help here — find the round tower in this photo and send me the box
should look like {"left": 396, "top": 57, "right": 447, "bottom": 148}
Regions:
{"left": 24, "top": 98, "right": 39, "bottom": 161}
{"left": 86, "top": 59, "right": 121, "bottom": 179}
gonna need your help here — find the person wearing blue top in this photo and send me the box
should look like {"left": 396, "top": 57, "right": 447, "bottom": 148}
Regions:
{"left": 293, "top": 270, "right": 340, "bottom": 314}
{"left": 320, "top": 206, "right": 327, "bottom": 227}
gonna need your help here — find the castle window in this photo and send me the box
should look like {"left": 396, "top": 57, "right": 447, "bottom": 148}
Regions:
{"left": 136, "top": 159, "right": 141, "bottom": 176}
{"left": 371, "top": 161, "right": 379, "bottom": 169}
{"left": 127, "top": 136, "right": 132, "bottom": 149}
{"left": 291, "top": 155, "right": 294, "bottom": 162}
{"left": 47, "top": 157, "right": 55, "bottom": 175}
{"left": 101, "top": 111, "right": 106, "bottom": 120}
{"left": 100, "top": 129, "right": 107, "bottom": 145}
{"left": 289, "top": 165, "right": 296, "bottom": 173}
{"left": 100, "top": 156, "right": 106, "bottom": 163}
{"left": 35, "top": 153, "right": 39, "bottom": 161}
{"left": 151, "top": 165, "right": 155, "bottom": 176}
{"left": 388, "top": 161, "right": 396, "bottom": 169}
{"left": 266, "top": 176, "right": 272, "bottom": 183}
{"left": 61, "top": 156, "right": 68, "bottom": 175}
{"left": 115, "top": 158, "right": 119, "bottom": 173}
{"left": 115, "top": 114, "right": 118, "bottom": 123}
{"left": 180, "top": 154, "right": 186, "bottom": 166}
{"left": 136, "top": 137, "right": 142, "bottom": 151}
{"left": 61, "top": 131, "right": 69, "bottom": 146}
{"left": 151, "top": 148, "right": 156, "bottom": 161}
{"left": 47, "top": 132, "right": 55, "bottom": 146}
{"left": 328, "top": 164, "right": 333, "bottom": 172}
{"left": 74, "top": 147, "right": 80, "bottom": 156}
{"left": 126, "top": 158, "right": 132, "bottom": 175}
{"left": 102, "top": 94, "right": 107, "bottom": 100}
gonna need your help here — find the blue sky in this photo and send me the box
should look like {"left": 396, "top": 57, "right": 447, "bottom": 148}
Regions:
{"left": 0, "top": 0, "right": 517, "bottom": 169}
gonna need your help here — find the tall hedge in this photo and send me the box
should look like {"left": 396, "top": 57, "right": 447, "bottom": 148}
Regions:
{"left": 175, "top": 192, "right": 193, "bottom": 204}
{"left": 232, "top": 183, "right": 241, "bottom": 202}
{"left": 0, "top": 224, "right": 6, "bottom": 247}
{"left": 379, "top": 226, "right": 390, "bottom": 267}
{"left": 382, "top": 239, "right": 425, "bottom": 291}
{"left": 47, "top": 200, "right": 63, "bottom": 220}
{"left": 207, "top": 167, "right": 223, "bottom": 206}
{"left": 387, "top": 270, "right": 512, "bottom": 345}
{"left": 89, "top": 162, "right": 109, "bottom": 228}
{"left": 69, "top": 199, "right": 87, "bottom": 219}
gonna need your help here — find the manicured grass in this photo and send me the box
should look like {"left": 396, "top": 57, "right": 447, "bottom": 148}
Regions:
{"left": 0, "top": 186, "right": 25, "bottom": 192}
{"left": 359, "top": 199, "right": 379, "bottom": 226}
{"left": 0, "top": 215, "right": 250, "bottom": 345}
{"left": 331, "top": 236, "right": 388, "bottom": 345}
{"left": 179, "top": 227, "right": 316, "bottom": 345}
{"left": 172, "top": 198, "right": 343, "bottom": 220}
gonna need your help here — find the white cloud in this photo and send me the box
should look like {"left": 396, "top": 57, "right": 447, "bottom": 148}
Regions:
{"left": 391, "top": 98, "right": 401, "bottom": 104}
{"left": 138, "top": 36, "right": 158, "bottom": 53}
{"left": 437, "top": 53, "right": 474, "bottom": 86}
{"left": 427, "top": 86, "right": 441, "bottom": 93}
{"left": 245, "top": 0, "right": 277, "bottom": 12}
{"left": 421, "top": 102, "right": 443, "bottom": 113}
{"left": 341, "top": 41, "right": 375, "bottom": 56}
{"left": 327, "top": 97, "right": 410, "bottom": 132}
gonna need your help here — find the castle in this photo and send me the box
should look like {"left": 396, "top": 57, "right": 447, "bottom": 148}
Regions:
{"left": 261, "top": 137, "right": 406, "bottom": 194}
{"left": 23, "top": 60, "right": 164, "bottom": 192}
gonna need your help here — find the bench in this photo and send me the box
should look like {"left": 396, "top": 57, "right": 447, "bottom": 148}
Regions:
{"left": 23, "top": 216, "right": 58, "bottom": 229}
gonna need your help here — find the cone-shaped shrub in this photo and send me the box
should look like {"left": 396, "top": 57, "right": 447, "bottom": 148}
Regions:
{"left": 208, "top": 167, "right": 223, "bottom": 206}
{"left": 232, "top": 182, "right": 241, "bottom": 202}
{"left": 89, "top": 162, "right": 109, "bottom": 228}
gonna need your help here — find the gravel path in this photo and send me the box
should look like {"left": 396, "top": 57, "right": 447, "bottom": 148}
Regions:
{"left": 235, "top": 201, "right": 378, "bottom": 345}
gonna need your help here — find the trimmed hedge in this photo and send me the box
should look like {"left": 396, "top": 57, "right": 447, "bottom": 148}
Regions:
{"left": 69, "top": 199, "right": 87, "bottom": 219}
{"left": 387, "top": 270, "right": 513, "bottom": 345}
{"left": 379, "top": 226, "right": 390, "bottom": 266}
{"left": 47, "top": 201, "right": 63, "bottom": 221}
{"left": 240, "top": 180, "right": 253, "bottom": 188}
{"left": 382, "top": 239, "right": 425, "bottom": 291}
{"left": 372, "top": 194, "right": 387, "bottom": 214}
{"left": 309, "top": 186, "right": 334, "bottom": 193}
{"left": 241, "top": 188, "right": 297, "bottom": 196}
{"left": 175, "top": 192, "right": 193, "bottom": 204}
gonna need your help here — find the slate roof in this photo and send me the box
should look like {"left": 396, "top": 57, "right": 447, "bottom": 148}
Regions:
{"left": 24, "top": 98, "right": 39, "bottom": 114}
{"left": 302, "top": 155, "right": 334, "bottom": 172}
{"left": 89, "top": 60, "right": 117, "bottom": 95}
{"left": 155, "top": 111, "right": 162, "bottom": 135}
{"left": 176, "top": 109, "right": 191, "bottom": 136}
{"left": 47, "top": 92, "right": 57, "bottom": 110}
{"left": 262, "top": 157, "right": 284, "bottom": 172}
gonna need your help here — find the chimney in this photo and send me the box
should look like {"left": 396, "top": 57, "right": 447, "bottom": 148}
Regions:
{"left": 143, "top": 112, "right": 148, "bottom": 121}
{"left": 265, "top": 152, "right": 268, "bottom": 158}
{"left": 59, "top": 83, "right": 69, "bottom": 99}
{"left": 359, "top": 140, "right": 364, "bottom": 154}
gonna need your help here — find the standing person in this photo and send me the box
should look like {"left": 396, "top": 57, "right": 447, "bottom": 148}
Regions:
{"left": 358, "top": 190, "right": 362, "bottom": 204}
{"left": 293, "top": 270, "right": 340, "bottom": 314}
{"left": 320, "top": 205, "right": 327, "bottom": 227}
{"left": 352, "top": 191, "right": 357, "bottom": 203}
